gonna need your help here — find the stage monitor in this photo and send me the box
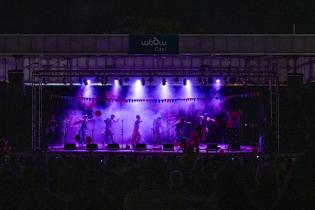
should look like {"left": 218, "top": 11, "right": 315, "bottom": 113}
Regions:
{"left": 135, "top": 144, "right": 147, "bottom": 150}
{"left": 229, "top": 143, "right": 240, "bottom": 151}
{"left": 86, "top": 143, "right": 98, "bottom": 150}
{"left": 107, "top": 143, "right": 120, "bottom": 150}
{"left": 207, "top": 144, "right": 218, "bottom": 151}
{"left": 163, "top": 144, "right": 174, "bottom": 151}
{"left": 64, "top": 143, "right": 76, "bottom": 150}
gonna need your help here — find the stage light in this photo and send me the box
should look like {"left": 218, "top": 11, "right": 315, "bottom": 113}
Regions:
{"left": 141, "top": 78, "right": 145, "bottom": 86}
{"left": 114, "top": 79, "right": 119, "bottom": 85}
{"left": 229, "top": 77, "right": 237, "bottom": 84}
{"left": 62, "top": 78, "right": 68, "bottom": 85}
{"left": 207, "top": 77, "right": 213, "bottom": 84}
{"left": 101, "top": 77, "right": 108, "bottom": 85}
{"left": 119, "top": 79, "right": 123, "bottom": 86}
{"left": 183, "top": 78, "right": 187, "bottom": 86}
{"left": 216, "top": 79, "right": 220, "bottom": 84}
{"left": 162, "top": 78, "right": 166, "bottom": 86}
{"left": 87, "top": 79, "right": 91, "bottom": 85}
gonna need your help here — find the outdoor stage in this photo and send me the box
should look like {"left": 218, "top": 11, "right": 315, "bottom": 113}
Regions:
{"left": 47, "top": 143, "right": 259, "bottom": 157}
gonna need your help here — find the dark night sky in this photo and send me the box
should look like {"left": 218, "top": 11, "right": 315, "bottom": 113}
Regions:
{"left": 0, "top": 0, "right": 315, "bottom": 34}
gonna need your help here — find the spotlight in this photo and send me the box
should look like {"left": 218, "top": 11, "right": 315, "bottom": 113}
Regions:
{"left": 229, "top": 77, "right": 236, "bottom": 84}
{"left": 119, "top": 78, "right": 123, "bottom": 86}
{"left": 216, "top": 79, "right": 220, "bottom": 84}
{"left": 141, "top": 78, "right": 145, "bottom": 86}
{"left": 183, "top": 78, "right": 187, "bottom": 86}
{"left": 101, "top": 77, "right": 108, "bottom": 85}
{"left": 62, "top": 78, "right": 68, "bottom": 85}
{"left": 207, "top": 77, "right": 213, "bottom": 84}
{"left": 162, "top": 78, "right": 166, "bottom": 86}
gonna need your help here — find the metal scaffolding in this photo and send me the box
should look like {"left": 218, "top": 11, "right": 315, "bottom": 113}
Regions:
{"left": 30, "top": 66, "right": 280, "bottom": 152}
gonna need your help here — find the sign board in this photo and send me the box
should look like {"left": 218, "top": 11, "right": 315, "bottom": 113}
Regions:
{"left": 129, "top": 35, "right": 179, "bottom": 54}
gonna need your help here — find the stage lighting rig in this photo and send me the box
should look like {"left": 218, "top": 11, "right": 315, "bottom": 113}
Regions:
{"left": 183, "top": 78, "right": 187, "bottom": 86}
{"left": 119, "top": 78, "right": 123, "bottom": 86}
{"left": 162, "top": 78, "right": 166, "bottom": 86}
{"left": 141, "top": 78, "right": 146, "bottom": 86}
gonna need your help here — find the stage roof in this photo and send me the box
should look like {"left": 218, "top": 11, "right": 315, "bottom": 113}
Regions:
{"left": 0, "top": 34, "right": 315, "bottom": 55}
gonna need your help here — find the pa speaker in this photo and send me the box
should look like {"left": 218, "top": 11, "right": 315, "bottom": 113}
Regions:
{"left": 207, "top": 144, "right": 218, "bottom": 151}
{"left": 135, "top": 144, "right": 146, "bottom": 150}
{"left": 163, "top": 144, "right": 174, "bottom": 151}
{"left": 64, "top": 143, "right": 76, "bottom": 150}
{"left": 107, "top": 143, "right": 120, "bottom": 150}
{"left": 288, "top": 73, "right": 303, "bottom": 87}
{"left": 8, "top": 70, "right": 24, "bottom": 96}
{"left": 229, "top": 143, "right": 240, "bottom": 151}
{"left": 86, "top": 143, "right": 98, "bottom": 150}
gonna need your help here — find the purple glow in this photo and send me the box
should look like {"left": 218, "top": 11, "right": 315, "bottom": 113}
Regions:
{"left": 133, "top": 79, "right": 144, "bottom": 98}
{"left": 87, "top": 79, "right": 91, "bottom": 85}
{"left": 184, "top": 79, "right": 192, "bottom": 97}
{"left": 114, "top": 79, "right": 119, "bottom": 86}
{"left": 216, "top": 79, "right": 220, "bottom": 83}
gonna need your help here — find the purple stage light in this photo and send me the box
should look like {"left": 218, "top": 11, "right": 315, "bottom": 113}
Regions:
{"left": 87, "top": 79, "right": 91, "bottom": 85}
{"left": 216, "top": 79, "right": 220, "bottom": 83}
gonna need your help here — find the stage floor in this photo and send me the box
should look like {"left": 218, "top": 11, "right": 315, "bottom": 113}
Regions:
{"left": 47, "top": 143, "right": 258, "bottom": 156}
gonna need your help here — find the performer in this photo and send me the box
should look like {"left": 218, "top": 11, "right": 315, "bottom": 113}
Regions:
{"left": 152, "top": 116, "right": 163, "bottom": 145}
{"left": 199, "top": 113, "right": 216, "bottom": 141}
{"left": 104, "top": 114, "right": 120, "bottom": 144}
{"left": 77, "top": 115, "right": 93, "bottom": 144}
{"left": 172, "top": 117, "right": 191, "bottom": 145}
{"left": 131, "top": 115, "right": 142, "bottom": 146}
{"left": 46, "top": 114, "right": 59, "bottom": 143}
{"left": 186, "top": 125, "right": 203, "bottom": 153}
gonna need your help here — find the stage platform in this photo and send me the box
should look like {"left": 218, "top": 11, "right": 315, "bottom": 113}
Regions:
{"left": 47, "top": 143, "right": 259, "bottom": 157}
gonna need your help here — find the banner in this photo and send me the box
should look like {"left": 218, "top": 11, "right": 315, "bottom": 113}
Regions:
{"left": 50, "top": 92, "right": 260, "bottom": 103}
{"left": 129, "top": 34, "right": 179, "bottom": 54}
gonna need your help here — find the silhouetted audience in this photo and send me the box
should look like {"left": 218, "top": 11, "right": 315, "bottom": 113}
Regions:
{"left": 0, "top": 151, "right": 311, "bottom": 210}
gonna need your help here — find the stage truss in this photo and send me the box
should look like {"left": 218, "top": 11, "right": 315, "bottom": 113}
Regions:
{"left": 30, "top": 66, "right": 280, "bottom": 153}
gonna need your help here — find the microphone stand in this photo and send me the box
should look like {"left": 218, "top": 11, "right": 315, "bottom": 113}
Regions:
{"left": 121, "top": 119, "right": 124, "bottom": 149}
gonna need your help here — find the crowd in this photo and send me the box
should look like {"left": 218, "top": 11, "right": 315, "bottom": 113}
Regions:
{"left": 0, "top": 150, "right": 314, "bottom": 210}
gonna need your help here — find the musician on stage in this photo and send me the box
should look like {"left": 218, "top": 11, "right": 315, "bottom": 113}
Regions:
{"left": 77, "top": 115, "right": 93, "bottom": 144}
{"left": 199, "top": 113, "right": 216, "bottom": 141}
{"left": 152, "top": 116, "right": 163, "bottom": 145}
{"left": 172, "top": 117, "right": 191, "bottom": 145}
{"left": 46, "top": 114, "right": 59, "bottom": 144}
{"left": 186, "top": 125, "right": 203, "bottom": 153}
{"left": 131, "top": 115, "right": 142, "bottom": 146}
{"left": 104, "top": 114, "right": 119, "bottom": 144}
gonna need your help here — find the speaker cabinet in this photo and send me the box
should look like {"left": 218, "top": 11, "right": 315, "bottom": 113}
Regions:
{"left": 229, "top": 143, "right": 240, "bottom": 151}
{"left": 207, "top": 144, "right": 218, "bottom": 151}
{"left": 64, "top": 143, "right": 76, "bottom": 150}
{"left": 107, "top": 143, "right": 120, "bottom": 150}
{"left": 163, "top": 144, "right": 174, "bottom": 151}
{"left": 135, "top": 144, "right": 146, "bottom": 150}
{"left": 86, "top": 143, "right": 98, "bottom": 150}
